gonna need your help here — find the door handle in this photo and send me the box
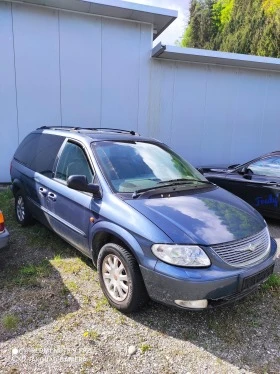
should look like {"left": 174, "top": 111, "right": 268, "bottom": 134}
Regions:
{"left": 48, "top": 192, "right": 57, "bottom": 201}
{"left": 39, "top": 187, "right": 48, "bottom": 196}
{"left": 266, "top": 181, "right": 277, "bottom": 185}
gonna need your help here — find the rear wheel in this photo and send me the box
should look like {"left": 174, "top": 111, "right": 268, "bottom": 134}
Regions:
{"left": 15, "top": 191, "right": 33, "bottom": 226}
{"left": 97, "top": 243, "right": 149, "bottom": 313}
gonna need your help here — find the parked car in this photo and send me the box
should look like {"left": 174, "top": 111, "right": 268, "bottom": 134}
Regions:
{"left": 0, "top": 210, "right": 9, "bottom": 249}
{"left": 199, "top": 151, "right": 280, "bottom": 220}
{"left": 10, "top": 127, "right": 277, "bottom": 312}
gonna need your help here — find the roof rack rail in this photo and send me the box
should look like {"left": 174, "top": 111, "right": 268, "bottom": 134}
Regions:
{"left": 37, "top": 126, "right": 81, "bottom": 130}
{"left": 37, "top": 126, "right": 139, "bottom": 136}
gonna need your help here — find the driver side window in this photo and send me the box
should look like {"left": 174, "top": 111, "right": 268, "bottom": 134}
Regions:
{"left": 55, "top": 142, "right": 94, "bottom": 183}
{"left": 248, "top": 156, "right": 280, "bottom": 177}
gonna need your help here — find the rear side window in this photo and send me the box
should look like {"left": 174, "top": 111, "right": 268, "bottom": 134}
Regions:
{"left": 14, "top": 133, "right": 65, "bottom": 177}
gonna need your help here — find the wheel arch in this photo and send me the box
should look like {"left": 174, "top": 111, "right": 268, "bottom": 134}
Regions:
{"left": 11, "top": 178, "right": 24, "bottom": 196}
{"left": 90, "top": 222, "right": 145, "bottom": 267}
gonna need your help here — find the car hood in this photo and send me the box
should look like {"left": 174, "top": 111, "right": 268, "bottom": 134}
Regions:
{"left": 125, "top": 188, "right": 265, "bottom": 245}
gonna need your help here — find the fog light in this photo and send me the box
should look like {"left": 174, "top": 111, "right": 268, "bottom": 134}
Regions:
{"left": 175, "top": 299, "right": 208, "bottom": 309}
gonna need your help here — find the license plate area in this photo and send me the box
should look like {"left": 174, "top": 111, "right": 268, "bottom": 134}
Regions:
{"left": 241, "top": 265, "right": 274, "bottom": 291}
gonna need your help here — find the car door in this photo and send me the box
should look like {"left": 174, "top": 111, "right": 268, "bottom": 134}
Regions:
{"left": 224, "top": 155, "right": 280, "bottom": 217}
{"left": 46, "top": 140, "right": 101, "bottom": 256}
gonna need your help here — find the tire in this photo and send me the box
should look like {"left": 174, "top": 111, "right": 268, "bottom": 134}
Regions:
{"left": 15, "top": 191, "right": 33, "bottom": 226}
{"left": 97, "top": 243, "right": 149, "bottom": 313}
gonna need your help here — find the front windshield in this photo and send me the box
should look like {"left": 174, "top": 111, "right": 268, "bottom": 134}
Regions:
{"left": 93, "top": 141, "right": 207, "bottom": 193}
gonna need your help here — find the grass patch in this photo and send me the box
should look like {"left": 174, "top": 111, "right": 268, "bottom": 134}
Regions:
{"left": 261, "top": 273, "right": 280, "bottom": 292}
{"left": 11, "top": 260, "right": 52, "bottom": 286}
{"left": 51, "top": 255, "right": 85, "bottom": 274}
{"left": 0, "top": 188, "right": 13, "bottom": 211}
{"left": 83, "top": 329, "right": 100, "bottom": 341}
{"left": 64, "top": 280, "right": 79, "bottom": 292}
{"left": 1, "top": 314, "right": 19, "bottom": 330}
{"left": 95, "top": 296, "right": 109, "bottom": 312}
{"left": 140, "top": 343, "right": 151, "bottom": 354}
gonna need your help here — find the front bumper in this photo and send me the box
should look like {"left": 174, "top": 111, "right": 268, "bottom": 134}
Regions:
{"left": 0, "top": 228, "right": 9, "bottom": 250}
{"left": 140, "top": 238, "right": 277, "bottom": 309}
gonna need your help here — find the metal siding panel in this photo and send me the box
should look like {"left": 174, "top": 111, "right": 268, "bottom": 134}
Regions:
{"left": 101, "top": 18, "right": 140, "bottom": 130}
{"left": 260, "top": 73, "right": 280, "bottom": 153}
{"left": 12, "top": 3, "right": 61, "bottom": 140}
{"left": 59, "top": 11, "right": 101, "bottom": 127}
{"left": 0, "top": 2, "right": 18, "bottom": 182}
{"left": 137, "top": 23, "right": 152, "bottom": 135}
{"left": 169, "top": 62, "right": 208, "bottom": 164}
{"left": 149, "top": 59, "right": 280, "bottom": 167}
{"left": 148, "top": 60, "right": 174, "bottom": 144}
{"left": 230, "top": 69, "right": 267, "bottom": 163}
{"left": 200, "top": 65, "right": 240, "bottom": 165}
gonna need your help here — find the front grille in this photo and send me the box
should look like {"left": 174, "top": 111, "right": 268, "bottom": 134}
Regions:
{"left": 211, "top": 228, "right": 270, "bottom": 267}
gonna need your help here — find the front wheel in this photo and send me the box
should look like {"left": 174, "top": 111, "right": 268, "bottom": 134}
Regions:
{"left": 97, "top": 243, "right": 149, "bottom": 313}
{"left": 15, "top": 191, "right": 33, "bottom": 226}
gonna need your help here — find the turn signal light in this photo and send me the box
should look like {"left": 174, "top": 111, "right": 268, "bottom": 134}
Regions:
{"left": 0, "top": 212, "right": 5, "bottom": 233}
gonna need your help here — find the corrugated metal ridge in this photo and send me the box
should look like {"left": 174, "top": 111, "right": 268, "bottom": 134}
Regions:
{"left": 4, "top": 0, "right": 178, "bottom": 40}
{"left": 152, "top": 42, "right": 280, "bottom": 72}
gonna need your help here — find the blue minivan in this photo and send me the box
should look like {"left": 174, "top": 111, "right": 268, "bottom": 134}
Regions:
{"left": 10, "top": 127, "right": 277, "bottom": 312}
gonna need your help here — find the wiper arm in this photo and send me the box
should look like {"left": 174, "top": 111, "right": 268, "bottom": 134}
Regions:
{"left": 132, "top": 185, "right": 167, "bottom": 199}
{"left": 132, "top": 179, "right": 212, "bottom": 199}
{"left": 157, "top": 178, "right": 212, "bottom": 185}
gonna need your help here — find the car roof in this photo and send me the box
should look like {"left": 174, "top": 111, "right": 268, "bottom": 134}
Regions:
{"left": 35, "top": 126, "right": 159, "bottom": 144}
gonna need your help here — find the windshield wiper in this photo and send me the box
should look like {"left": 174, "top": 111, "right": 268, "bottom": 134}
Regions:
{"left": 157, "top": 178, "right": 212, "bottom": 186}
{"left": 132, "top": 179, "right": 212, "bottom": 199}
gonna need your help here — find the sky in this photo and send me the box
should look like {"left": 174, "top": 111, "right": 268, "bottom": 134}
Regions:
{"left": 123, "top": 0, "right": 191, "bottom": 45}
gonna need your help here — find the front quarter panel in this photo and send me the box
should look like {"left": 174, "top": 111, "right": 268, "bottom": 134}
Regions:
{"left": 89, "top": 193, "right": 172, "bottom": 268}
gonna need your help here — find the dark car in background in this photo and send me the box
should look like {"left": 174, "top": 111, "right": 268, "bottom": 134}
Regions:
{"left": 10, "top": 127, "right": 277, "bottom": 312}
{"left": 200, "top": 151, "right": 280, "bottom": 220}
{"left": 0, "top": 210, "right": 9, "bottom": 249}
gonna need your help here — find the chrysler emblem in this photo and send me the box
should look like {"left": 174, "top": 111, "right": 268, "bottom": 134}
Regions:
{"left": 247, "top": 243, "right": 257, "bottom": 252}
{"left": 236, "top": 242, "right": 259, "bottom": 253}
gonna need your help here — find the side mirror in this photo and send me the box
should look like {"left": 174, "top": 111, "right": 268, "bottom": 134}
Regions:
{"left": 238, "top": 167, "right": 247, "bottom": 175}
{"left": 67, "top": 175, "right": 101, "bottom": 196}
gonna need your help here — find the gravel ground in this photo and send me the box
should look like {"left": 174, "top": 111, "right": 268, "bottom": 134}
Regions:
{"left": 0, "top": 188, "right": 279, "bottom": 374}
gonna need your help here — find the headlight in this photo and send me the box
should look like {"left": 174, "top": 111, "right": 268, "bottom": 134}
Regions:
{"left": 151, "top": 244, "right": 211, "bottom": 267}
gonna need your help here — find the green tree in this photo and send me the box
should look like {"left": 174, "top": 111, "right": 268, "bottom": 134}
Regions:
{"left": 181, "top": 0, "right": 280, "bottom": 57}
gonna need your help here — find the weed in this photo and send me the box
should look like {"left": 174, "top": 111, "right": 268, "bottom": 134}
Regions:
{"left": 83, "top": 330, "right": 100, "bottom": 340}
{"left": 65, "top": 280, "right": 78, "bottom": 292}
{"left": 95, "top": 296, "right": 109, "bottom": 312}
{"left": 82, "top": 295, "right": 91, "bottom": 305}
{"left": 261, "top": 274, "right": 280, "bottom": 292}
{"left": 2, "top": 314, "right": 19, "bottom": 330}
{"left": 140, "top": 343, "right": 151, "bottom": 354}
{"left": 116, "top": 315, "right": 126, "bottom": 325}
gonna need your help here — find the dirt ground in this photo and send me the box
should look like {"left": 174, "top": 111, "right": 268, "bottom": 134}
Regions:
{"left": 0, "top": 188, "right": 279, "bottom": 374}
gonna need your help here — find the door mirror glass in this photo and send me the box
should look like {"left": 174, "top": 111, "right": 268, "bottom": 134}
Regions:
{"left": 67, "top": 175, "right": 100, "bottom": 196}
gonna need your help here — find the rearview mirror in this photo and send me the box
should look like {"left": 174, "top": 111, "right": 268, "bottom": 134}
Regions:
{"left": 67, "top": 175, "right": 101, "bottom": 196}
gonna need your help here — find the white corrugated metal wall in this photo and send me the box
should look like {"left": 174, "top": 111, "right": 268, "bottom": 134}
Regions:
{"left": 148, "top": 59, "right": 280, "bottom": 167}
{"left": 0, "top": 1, "right": 152, "bottom": 182}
